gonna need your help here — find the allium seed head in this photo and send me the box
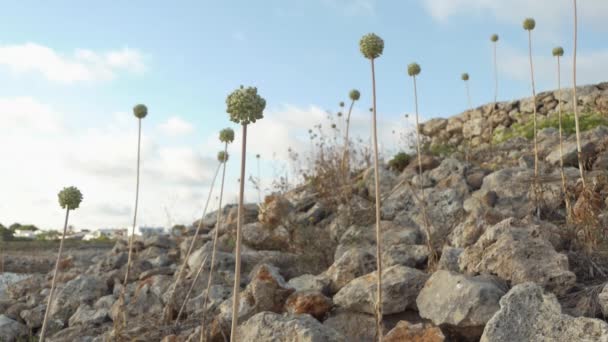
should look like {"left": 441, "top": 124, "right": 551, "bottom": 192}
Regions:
{"left": 408, "top": 63, "right": 421, "bottom": 77}
{"left": 331, "top": 124, "right": 337, "bottom": 129}
{"left": 339, "top": 101, "right": 345, "bottom": 107}
{"left": 491, "top": 34, "right": 499, "bottom": 42}
{"left": 552, "top": 46, "right": 564, "bottom": 57}
{"left": 58, "top": 186, "right": 83, "bottom": 210}
{"left": 461, "top": 73, "right": 470, "bottom": 81}
{"left": 523, "top": 18, "right": 536, "bottom": 31}
{"left": 359, "top": 33, "right": 384, "bottom": 59}
{"left": 369, "top": 108, "right": 373, "bottom": 112}
{"left": 226, "top": 86, "right": 266, "bottom": 125}
{"left": 133, "top": 104, "right": 148, "bottom": 119}
{"left": 256, "top": 154, "right": 260, "bottom": 158}
{"left": 337, "top": 112, "right": 343, "bottom": 117}
{"left": 219, "top": 128, "right": 235, "bottom": 143}
{"left": 349, "top": 89, "right": 361, "bottom": 101}
{"left": 217, "top": 151, "right": 229, "bottom": 163}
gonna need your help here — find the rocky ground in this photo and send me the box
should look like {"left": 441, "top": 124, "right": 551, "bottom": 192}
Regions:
{"left": 3, "top": 83, "right": 608, "bottom": 341}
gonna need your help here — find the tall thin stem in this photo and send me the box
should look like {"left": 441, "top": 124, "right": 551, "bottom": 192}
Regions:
{"left": 493, "top": 42, "right": 498, "bottom": 105}
{"left": 257, "top": 157, "right": 262, "bottom": 203}
{"left": 201, "top": 142, "right": 229, "bottom": 342}
{"left": 342, "top": 99, "right": 356, "bottom": 177}
{"left": 413, "top": 76, "right": 434, "bottom": 265}
{"left": 370, "top": 58, "right": 383, "bottom": 342}
{"left": 174, "top": 255, "right": 208, "bottom": 325}
{"left": 124, "top": 118, "right": 142, "bottom": 286}
{"left": 39, "top": 208, "right": 70, "bottom": 342}
{"left": 573, "top": 0, "right": 585, "bottom": 188}
{"left": 528, "top": 30, "right": 540, "bottom": 218}
{"left": 164, "top": 161, "right": 222, "bottom": 322}
{"left": 557, "top": 56, "right": 572, "bottom": 217}
{"left": 230, "top": 124, "right": 247, "bottom": 341}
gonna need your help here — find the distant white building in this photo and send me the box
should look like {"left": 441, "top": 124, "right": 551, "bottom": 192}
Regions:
{"left": 13, "top": 230, "right": 40, "bottom": 239}
{"left": 83, "top": 228, "right": 128, "bottom": 241}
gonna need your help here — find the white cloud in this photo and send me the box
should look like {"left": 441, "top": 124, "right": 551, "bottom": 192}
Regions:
{"left": 498, "top": 44, "right": 608, "bottom": 88}
{"left": 0, "top": 43, "right": 146, "bottom": 83}
{"left": 421, "top": 0, "right": 608, "bottom": 30}
{"left": 0, "top": 99, "right": 216, "bottom": 230}
{"left": 158, "top": 116, "right": 194, "bottom": 137}
{"left": 322, "top": 0, "right": 376, "bottom": 16}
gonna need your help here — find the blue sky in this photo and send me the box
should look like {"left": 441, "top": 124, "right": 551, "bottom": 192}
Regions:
{"left": 1, "top": 0, "right": 607, "bottom": 230}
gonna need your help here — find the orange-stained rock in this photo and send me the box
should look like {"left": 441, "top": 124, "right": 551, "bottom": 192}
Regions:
{"left": 284, "top": 290, "right": 333, "bottom": 320}
{"left": 384, "top": 321, "right": 445, "bottom": 342}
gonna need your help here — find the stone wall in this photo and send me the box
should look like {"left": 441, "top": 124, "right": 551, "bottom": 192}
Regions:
{"left": 420, "top": 82, "right": 608, "bottom": 148}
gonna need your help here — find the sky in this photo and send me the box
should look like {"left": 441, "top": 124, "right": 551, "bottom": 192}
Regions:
{"left": 1, "top": 0, "right": 607, "bottom": 230}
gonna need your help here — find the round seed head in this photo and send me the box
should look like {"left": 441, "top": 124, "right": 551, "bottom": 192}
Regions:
{"left": 58, "top": 186, "right": 83, "bottom": 210}
{"left": 226, "top": 86, "right": 266, "bottom": 125}
{"left": 256, "top": 154, "right": 260, "bottom": 159}
{"left": 461, "top": 73, "right": 470, "bottom": 81}
{"left": 407, "top": 63, "right": 421, "bottom": 77}
{"left": 337, "top": 112, "right": 343, "bottom": 117}
{"left": 349, "top": 89, "right": 361, "bottom": 101}
{"left": 369, "top": 108, "right": 373, "bottom": 112}
{"left": 552, "top": 46, "right": 564, "bottom": 57}
{"left": 219, "top": 128, "right": 235, "bottom": 143}
{"left": 133, "top": 104, "right": 148, "bottom": 119}
{"left": 359, "top": 33, "right": 384, "bottom": 60}
{"left": 523, "top": 18, "right": 536, "bottom": 31}
{"left": 217, "top": 151, "right": 229, "bottom": 163}
{"left": 491, "top": 34, "right": 499, "bottom": 42}
{"left": 339, "top": 101, "right": 345, "bottom": 107}
{"left": 308, "top": 129, "right": 313, "bottom": 134}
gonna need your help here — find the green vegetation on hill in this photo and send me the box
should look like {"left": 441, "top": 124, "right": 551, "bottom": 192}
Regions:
{"left": 493, "top": 112, "right": 608, "bottom": 144}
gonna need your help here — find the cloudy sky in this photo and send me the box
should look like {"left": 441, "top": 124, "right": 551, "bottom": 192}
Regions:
{"left": 1, "top": 0, "right": 606, "bottom": 230}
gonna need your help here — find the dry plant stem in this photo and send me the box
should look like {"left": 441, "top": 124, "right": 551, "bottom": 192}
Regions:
{"left": 164, "top": 162, "right": 222, "bottom": 322}
{"left": 527, "top": 30, "right": 541, "bottom": 218}
{"left": 257, "top": 158, "right": 262, "bottom": 203}
{"left": 230, "top": 124, "right": 247, "bottom": 342}
{"left": 573, "top": 0, "right": 585, "bottom": 188}
{"left": 39, "top": 208, "right": 70, "bottom": 342}
{"left": 413, "top": 76, "right": 435, "bottom": 266}
{"left": 174, "top": 255, "right": 208, "bottom": 325}
{"left": 465, "top": 82, "right": 472, "bottom": 110}
{"left": 556, "top": 56, "right": 572, "bottom": 217}
{"left": 124, "top": 118, "right": 142, "bottom": 286}
{"left": 201, "top": 142, "right": 229, "bottom": 342}
{"left": 342, "top": 99, "right": 356, "bottom": 176}
{"left": 491, "top": 41, "right": 498, "bottom": 147}
{"left": 370, "top": 58, "right": 383, "bottom": 342}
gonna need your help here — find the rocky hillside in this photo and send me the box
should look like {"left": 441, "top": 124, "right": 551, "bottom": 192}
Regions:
{"left": 3, "top": 83, "right": 608, "bottom": 341}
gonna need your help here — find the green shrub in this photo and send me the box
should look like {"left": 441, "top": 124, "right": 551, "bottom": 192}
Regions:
{"left": 493, "top": 112, "right": 608, "bottom": 144}
{"left": 388, "top": 152, "right": 411, "bottom": 172}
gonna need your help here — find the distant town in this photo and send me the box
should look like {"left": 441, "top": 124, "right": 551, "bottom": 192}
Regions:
{"left": 0, "top": 223, "right": 167, "bottom": 241}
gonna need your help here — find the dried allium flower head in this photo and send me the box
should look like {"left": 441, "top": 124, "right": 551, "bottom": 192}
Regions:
{"left": 58, "top": 186, "right": 83, "bottom": 210}
{"left": 408, "top": 63, "right": 421, "bottom": 77}
{"left": 226, "top": 86, "right": 266, "bottom": 125}
{"left": 359, "top": 33, "right": 384, "bottom": 59}
{"left": 331, "top": 123, "right": 337, "bottom": 129}
{"left": 369, "top": 107, "right": 373, "bottom": 112}
{"left": 219, "top": 128, "right": 235, "bottom": 143}
{"left": 337, "top": 112, "right": 343, "bottom": 117}
{"left": 256, "top": 154, "right": 260, "bottom": 158}
{"left": 523, "top": 18, "right": 536, "bottom": 31}
{"left": 133, "top": 104, "right": 148, "bottom": 119}
{"left": 339, "top": 101, "right": 345, "bottom": 107}
{"left": 461, "top": 73, "right": 470, "bottom": 81}
{"left": 217, "top": 151, "right": 229, "bottom": 163}
{"left": 308, "top": 129, "right": 313, "bottom": 134}
{"left": 349, "top": 89, "right": 361, "bottom": 101}
{"left": 552, "top": 46, "right": 564, "bottom": 57}
{"left": 491, "top": 34, "right": 499, "bottom": 42}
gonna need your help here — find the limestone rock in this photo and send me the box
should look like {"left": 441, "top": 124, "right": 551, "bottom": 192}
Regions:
{"left": 384, "top": 321, "right": 445, "bottom": 342}
{"left": 0, "top": 315, "right": 28, "bottom": 342}
{"left": 237, "top": 312, "right": 345, "bottom": 342}
{"left": 481, "top": 283, "right": 608, "bottom": 342}
{"left": 284, "top": 290, "right": 333, "bottom": 320}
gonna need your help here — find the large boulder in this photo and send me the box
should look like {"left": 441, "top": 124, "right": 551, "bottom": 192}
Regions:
{"left": 323, "top": 248, "right": 376, "bottom": 294}
{"left": 323, "top": 310, "right": 379, "bottom": 342}
{"left": 49, "top": 275, "right": 109, "bottom": 323}
{"left": 481, "top": 283, "right": 608, "bottom": 342}
{"left": 333, "top": 265, "right": 428, "bottom": 315}
{"left": 363, "top": 165, "right": 399, "bottom": 199}
{"left": 237, "top": 312, "right": 345, "bottom": 342}
{"left": 421, "top": 118, "right": 448, "bottom": 136}
{"left": 0, "top": 315, "right": 28, "bottom": 342}
{"left": 416, "top": 271, "right": 506, "bottom": 338}
{"left": 459, "top": 218, "right": 576, "bottom": 296}
{"left": 242, "top": 222, "right": 290, "bottom": 250}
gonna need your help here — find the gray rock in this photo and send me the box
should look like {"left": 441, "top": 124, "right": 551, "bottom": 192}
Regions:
{"left": 323, "top": 309, "right": 379, "bottom": 342}
{"left": 459, "top": 218, "right": 576, "bottom": 296}
{"left": 598, "top": 284, "right": 608, "bottom": 317}
{"left": 363, "top": 165, "right": 398, "bottom": 199}
{"left": 0, "top": 315, "right": 28, "bottom": 342}
{"left": 68, "top": 304, "right": 109, "bottom": 326}
{"left": 334, "top": 265, "right": 428, "bottom": 315}
{"left": 242, "top": 222, "right": 290, "bottom": 250}
{"left": 437, "top": 246, "right": 463, "bottom": 272}
{"left": 323, "top": 248, "right": 376, "bottom": 294}
{"left": 49, "top": 275, "right": 109, "bottom": 323}
{"left": 287, "top": 274, "right": 331, "bottom": 294}
{"left": 417, "top": 271, "right": 505, "bottom": 334}
{"left": 421, "top": 118, "right": 448, "bottom": 136}
{"left": 481, "top": 283, "right": 608, "bottom": 342}
{"left": 383, "top": 244, "right": 429, "bottom": 269}
{"left": 20, "top": 304, "right": 45, "bottom": 329}
{"left": 238, "top": 312, "right": 345, "bottom": 342}
{"left": 143, "top": 234, "right": 176, "bottom": 249}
